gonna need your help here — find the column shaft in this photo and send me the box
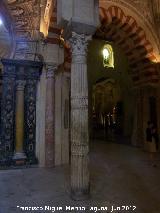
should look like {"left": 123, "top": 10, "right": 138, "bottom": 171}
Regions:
{"left": 16, "top": 89, "right": 24, "bottom": 152}
{"left": 45, "top": 65, "right": 56, "bottom": 167}
{"left": 13, "top": 80, "right": 26, "bottom": 161}
{"left": 70, "top": 32, "right": 91, "bottom": 200}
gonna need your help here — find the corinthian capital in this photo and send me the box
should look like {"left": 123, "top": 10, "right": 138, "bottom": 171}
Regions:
{"left": 69, "top": 32, "right": 91, "bottom": 60}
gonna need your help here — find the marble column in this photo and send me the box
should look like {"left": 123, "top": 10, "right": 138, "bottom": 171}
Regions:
{"left": 45, "top": 64, "right": 57, "bottom": 167}
{"left": 69, "top": 32, "right": 91, "bottom": 200}
{"left": 36, "top": 68, "right": 46, "bottom": 167}
{"left": 13, "top": 80, "right": 26, "bottom": 161}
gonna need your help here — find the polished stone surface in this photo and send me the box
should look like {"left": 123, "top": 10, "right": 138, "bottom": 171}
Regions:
{"left": 0, "top": 141, "right": 160, "bottom": 213}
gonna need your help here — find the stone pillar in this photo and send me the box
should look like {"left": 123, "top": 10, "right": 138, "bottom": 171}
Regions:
{"left": 13, "top": 80, "right": 26, "bottom": 161}
{"left": 54, "top": 71, "right": 70, "bottom": 166}
{"left": 69, "top": 32, "right": 91, "bottom": 200}
{"left": 45, "top": 64, "right": 57, "bottom": 167}
{"left": 35, "top": 68, "right": 46, "bottom": 167}
{"left": 61, "top": 72, "right": 70, "bottom": 164}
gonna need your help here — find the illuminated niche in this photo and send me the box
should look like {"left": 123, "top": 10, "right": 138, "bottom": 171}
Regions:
{"left": 102, "top": 44, "right": 114, "bottom": 68}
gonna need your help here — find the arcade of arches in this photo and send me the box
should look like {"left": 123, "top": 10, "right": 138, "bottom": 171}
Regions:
{"left": 0, "top": 0, "right": 160, "bottom": 202}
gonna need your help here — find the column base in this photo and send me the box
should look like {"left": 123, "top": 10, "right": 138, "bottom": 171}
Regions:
{"left": 70, "top": 188, "right": 90, "bottom": 201}
{"left": 12, "top": 152, "right": 27, "bottom": 165}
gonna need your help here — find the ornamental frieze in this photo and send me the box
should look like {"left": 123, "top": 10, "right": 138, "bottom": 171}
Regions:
{"left": 7, "top": 0, "right": 40, "bottom": 40}
{"left": 71, "top": 96, "right": 88, "bottom": 110}
{"left": 71, "top": 144, "right": 89, "bottom": 156}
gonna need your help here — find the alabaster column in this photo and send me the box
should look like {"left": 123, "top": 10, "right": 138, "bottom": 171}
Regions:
{"left": 13, "top": 80, "right": 26, "bottom": 161}
{"left": 69, "top": 32, "right": 91, "bottom": 200}
{"left": 45, "top": 64, "right": 57, "bottom": 167}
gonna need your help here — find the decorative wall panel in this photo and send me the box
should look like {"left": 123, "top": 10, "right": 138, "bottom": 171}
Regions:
{"left": 0, "top": 59, "right": 42, "bottom": 165}
{"left": 0, "top": 64, "right": 16, "bottom": 161}
{"left": 24, "top": 79, "right": 37, "bottom": 164}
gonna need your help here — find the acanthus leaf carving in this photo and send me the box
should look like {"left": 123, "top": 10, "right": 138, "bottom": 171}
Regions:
{"left": 69, "top": 32, "right": 91, "bottom": 57}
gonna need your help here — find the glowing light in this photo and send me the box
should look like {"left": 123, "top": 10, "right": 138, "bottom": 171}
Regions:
{"left": 102, "top": 44, "right": 114, "bottom": 68}
{"left": 0, "top": 18, "right": 3, "bottom": 25}
{"left": 103, "top": 48, "right": 110, "bottom": 59}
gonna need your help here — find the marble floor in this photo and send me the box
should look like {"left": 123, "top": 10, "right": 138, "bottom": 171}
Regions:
{"left": 0, "top": 141, "right": 160, "bottom": 213}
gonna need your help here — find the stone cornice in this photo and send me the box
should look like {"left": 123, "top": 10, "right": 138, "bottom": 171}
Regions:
{"left": 1, "top": 58, "right": 43, "bottom": 68}
{"left": 1, "top": 58, "right": 43, "bottom": 80}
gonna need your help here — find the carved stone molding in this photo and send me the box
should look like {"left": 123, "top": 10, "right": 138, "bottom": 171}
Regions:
{"left": 46, "top": 64, "right": 57, "bottom": 78}
{"left": 71, "top": 144, "right": 89, "bottom": 156}
{"left": 14, "top": 41, "right": 38, "bottom": 61}
{"left": 24, "top": 79, "right": 37, "bottom": 163}
{"left": 16, "top": 80, "right": 26, "bottom": 91}
{"left": 71, "top": 96, "right": 88, "bottom": 110}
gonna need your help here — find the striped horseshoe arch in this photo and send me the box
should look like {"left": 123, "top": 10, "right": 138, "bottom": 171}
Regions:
{"left": 98, "top": 5, "right": 159, "bottom": 87}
